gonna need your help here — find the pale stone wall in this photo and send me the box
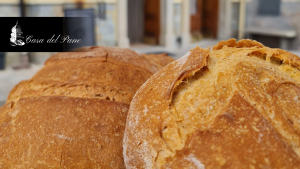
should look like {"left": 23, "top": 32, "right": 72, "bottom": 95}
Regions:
{"left": 96, "top": 3, "right": 117, "bottom": 46}
{"left": 0, "top": 5, "right": 20, "bottom": 17}
{"left": 245, "top": 0, "right": 300, "bottom": 49}
{"left": 174, "top": 3, "right": 182, "bottom": 47}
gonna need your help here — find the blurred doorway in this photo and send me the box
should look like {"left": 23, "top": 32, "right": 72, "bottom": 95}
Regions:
{"left": 190, "top": 0, "right": 219, "bottom": 41}
{"left": 190, "top": 0, "right": 203, "bottom": 40}
{"left": 128, "top": 0, "right": 144, "bottom": 44}
{"left": 128, "top": 0, "right": 160, "bottom": 45}
{"left": 144, "top": 0, "right": 160, "bottom": 45}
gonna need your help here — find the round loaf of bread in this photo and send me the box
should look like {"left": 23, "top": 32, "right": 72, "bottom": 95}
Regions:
{"left": 0, "top": 46, "right": 169, "bottom": 168}
{"left": 123, "top": 39, "right": 300, "bottom": 168}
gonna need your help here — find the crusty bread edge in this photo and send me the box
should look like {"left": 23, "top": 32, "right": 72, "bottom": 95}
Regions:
{"left": 213, "top": 38, "right": 300, "bottom": 70}
{"left": 123, "top": 46, "right": 210, "bottom": 169}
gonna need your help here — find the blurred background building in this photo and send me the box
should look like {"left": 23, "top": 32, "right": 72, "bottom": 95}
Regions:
{"left": 0, "top": 0, "right": 300, "bottom": 106}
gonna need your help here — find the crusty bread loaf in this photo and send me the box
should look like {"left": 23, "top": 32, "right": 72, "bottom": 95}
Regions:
{"left": 71, "top": 46, "right": 175, "bottom": 73}
{"left": 123, "top": 39, "right": 300, "bottom": 168}
{"left": 0, "top": 46, "right": 164, "bottom": 168}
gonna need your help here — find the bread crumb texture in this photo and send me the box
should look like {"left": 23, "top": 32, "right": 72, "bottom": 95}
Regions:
{"left": 0, "top": 46, "right": 171, "bottom": 168}
{"left": 123, "top": 39, "right": 300, "bottom": 169}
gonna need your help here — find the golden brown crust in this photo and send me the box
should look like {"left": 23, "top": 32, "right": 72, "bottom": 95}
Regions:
{"left": 7, "top": 46, "right": 157, "bottom": 104}
{"left": 46, "top": 46, "right": 159, "bottom": 74}
{"left": 141, "top": 53, "right": 175, "bottom": 70}
{"left": 45, "top": 46, "right": 107, "bottom": 64}
{"left": 163, "top": 93, "right": 300, "bottom": 168}
{"left": 105, "top": 46, "right": 159, "bottom": 74}
{"left": 7, "top": 58, "right": 152, "bottom": 104}
{"left": 0, "top": 97, "right": 128, "bottom": 169}
{"left": 6, "top": 80, "right": 29, "bottom": 104}
{"left": 123, "top": 39, "right": 300, "bottom": 169}
{"left": 1, "top": 46, "right": 159, "bottom": 168}
{"left": 212, "top": 38, "right": 264, "bottom": 50}
{"left": 123, "top": 47, "right": 210, "bottom": 169}
{"left": 213, "top": 38, "right": 300, "bottom": 70}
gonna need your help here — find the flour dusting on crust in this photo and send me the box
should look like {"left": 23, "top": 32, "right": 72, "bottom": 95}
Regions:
{"left": 185, "top": 154, "right": 205, "bottom": 169}
{"left": 178, "top": 51, "right": 190, "bottom": 67}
